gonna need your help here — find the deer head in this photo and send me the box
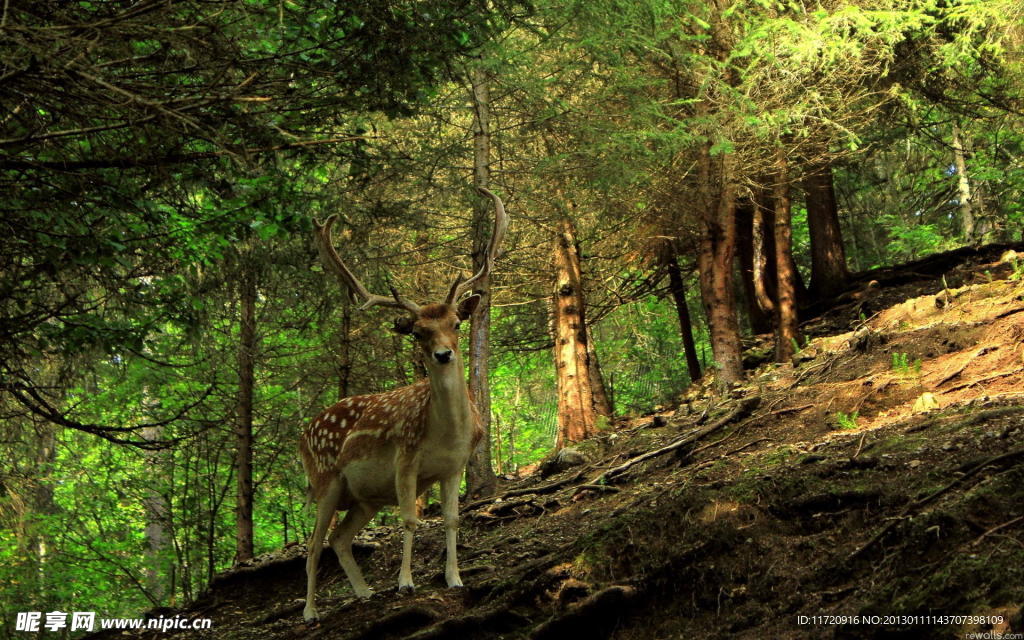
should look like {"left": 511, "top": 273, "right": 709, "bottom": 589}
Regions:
{"left": 312, "top": 186, "right": 507, "bottom": 357}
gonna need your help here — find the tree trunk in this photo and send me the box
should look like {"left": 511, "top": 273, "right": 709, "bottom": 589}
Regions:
{"left": 234, "top": 253, "right": 256, "bottom": 564}
{"left": 774, "top": 150, "right": 801, "bottom": 363}
{"left": 805, "top": 160, "right": 849, "bottom": 299}
{"left": 392, "top": 332, "right": 411, "bottom": 384}
{"left": 29, "top": 422, "right": 57, "bottom": 600}
{"left": 951, "top": 122, "right": 977, "bottom": 244}
{"left": 464, "top": 66, "right": 498, "bottom": 498}
{"left": 696, "top": 146, "right": 743, "bottom": 390}
{"left": 143, "top": 423, "right": 169, "bottom": 604}
{"left": 337, "top": 300, "right": 352, "bottom": 398}
{"left": 586, "top": 326, "right": 614, "bottom": 418}
{"left": 736, "top": 200, "right": 772, "bottom": 334}
{"left": 661, "top": 241, "right": 702, "bottom": 383}
{"left": 751, "top": 189, "right": 777, "bottom": 318}
{"left": 552, "top": 215, "right": 600, "bottom": 448}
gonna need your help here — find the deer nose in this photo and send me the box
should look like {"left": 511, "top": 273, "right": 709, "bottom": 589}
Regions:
{"left": 433, "top": 349, "right": 453, "bottom": 364}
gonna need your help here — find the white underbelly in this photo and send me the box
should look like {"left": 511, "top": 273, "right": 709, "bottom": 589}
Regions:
{"left": 342, "top": 453, "right": 398, "bottom": 505}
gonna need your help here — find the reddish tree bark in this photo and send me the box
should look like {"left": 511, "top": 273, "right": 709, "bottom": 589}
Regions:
{"left": 774, "top": 151, "right": 801, "bottom": 362}
{"left": 696, "top": 146, "right": 744, "bottom": 389}
{"left": 552, "top": 215, "right": 600, "bottom": 448}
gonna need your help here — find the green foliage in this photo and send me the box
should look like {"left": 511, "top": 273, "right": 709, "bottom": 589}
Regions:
{"left": 835, "top": 411, "right": 861, "bottom": 431}
{"left": 1009, "top": 257, "right": 1024, "bottom": 282}
{"left": 3, "top": 0, "right": 1024, "bottom": 626}
{"left": 490, "top": 349, "right": 558, "bottom": 474}
{"left": 593, "top": 296, "right": 706, "bottom": 415}
{"left": 891, "top": 352, "right": 922, "bottom": 377}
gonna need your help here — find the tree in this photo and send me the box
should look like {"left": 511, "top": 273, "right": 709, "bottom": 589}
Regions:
{"left": 0, "top": 0, "right": 510, "bottom": 444}
{"left": 234, "top": 246, "right": 258, "bottom": 564}
{"left": 465, "top": 66, "right": 500, "bottom": 497}
{"left": 805, "top": 161, "right": 851, "bottom": 298}
{"left": 773, "top": 151, "right": 801, "bottom": 363}
{"left": 552, "top": 214, "right": 601, "bottom": 448}
{"left": 661, "top": 242, "right": 703, "bottom": 383}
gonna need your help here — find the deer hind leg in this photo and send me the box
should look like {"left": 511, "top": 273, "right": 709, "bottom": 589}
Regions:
{"left": 303, "top": 478, "right": 342, "bottom": 622}
{"left": 440, "top": 474, "right": 464, "bottom": 588}
{"left": 327, "top": 501, "right": 376, "bottom": 599}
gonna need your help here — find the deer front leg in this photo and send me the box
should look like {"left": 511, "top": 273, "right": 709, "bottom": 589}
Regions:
{"left": 395, "top": 454, "right": 421, "bottom": 592}
{"left": 440, "top": 473, "right": 464, "bottom": 588}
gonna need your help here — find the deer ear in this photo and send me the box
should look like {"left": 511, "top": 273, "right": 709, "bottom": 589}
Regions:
{"left": 393, "top": 316, "right": 416, "bottom": 335}
{"left": 457, "top": 294, "right": 481, "bottom": 320}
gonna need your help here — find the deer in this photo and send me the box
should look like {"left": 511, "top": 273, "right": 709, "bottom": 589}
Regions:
{"left": 300, "top": 187, "right": 508, "bottom": 623}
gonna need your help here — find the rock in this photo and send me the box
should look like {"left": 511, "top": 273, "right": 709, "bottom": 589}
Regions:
{"left": 912, "top": 392, "right": 940, "bottom": 413}
{"left": 538, "top": 447, "right": 587, "bottom": 478}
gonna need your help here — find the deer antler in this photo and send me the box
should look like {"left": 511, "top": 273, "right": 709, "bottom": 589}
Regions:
{"left": 313, "top": 215, "right": 421, "bottom": 314}
{"left": 446, "top": 186, "right": 508, "bottom": 304}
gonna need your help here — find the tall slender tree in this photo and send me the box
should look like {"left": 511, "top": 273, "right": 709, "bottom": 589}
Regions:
{"left": 234, "top": 247, "right": 257, "bottom": 564}
{"left": 772, "top": 151, "right": 801, "bottom": 363}
{"left": 465, "top": 66, "right": 500, "bottom": 497}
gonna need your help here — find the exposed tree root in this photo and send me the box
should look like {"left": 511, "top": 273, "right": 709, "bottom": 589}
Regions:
{"left": 849, "top": 445, "right": 1024, "bottom": 561}
{"left": 530, "top": 585, "right": 637, "bottom": 640}
{"left": 600, "top": 397, "right": 761, "bottom": 483}
{"left": 464, "top": 470, "right": 586, "bottom": 512}
{"left": 345, "top": 606, "right": 441, "bottom": 640}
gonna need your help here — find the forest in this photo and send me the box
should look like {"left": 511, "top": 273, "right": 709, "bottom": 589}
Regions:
{"left": 2, "top": 1, "right": 1023, "bottom": 638}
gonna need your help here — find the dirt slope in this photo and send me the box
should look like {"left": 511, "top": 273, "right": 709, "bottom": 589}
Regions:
{"left": 88, "top": 244, "right": 1024, "bottom": 640}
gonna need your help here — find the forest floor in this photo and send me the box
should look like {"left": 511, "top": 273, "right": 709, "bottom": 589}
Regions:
{"left": 88, "top": 243, "right": 1024, "bottom": 640}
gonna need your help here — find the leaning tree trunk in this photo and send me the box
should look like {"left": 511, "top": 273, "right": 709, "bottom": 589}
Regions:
{"left": 736, "top": 200, "right": 772, "bottom": 334}
{"left": 585, "top": 326, "right": 614, "bottom": 418}
{"left": 805, "top": 159, "right": 849, "bottom": 299}
{"left": 464, "top": 65, "right": 498, "bottom": 498}
{"left": 696, "top": 146, "right": 744, "bottom": 390}
{"left": 751, "top": 187, "right": 778, "bottom": 319}
{"left": 661, "top": 240, "right": 702, "bottom": 383}
{"left": 234, "top": 250, "right": 256, "bottom": 564}
{"left": 774, "top": 149, "right": 801, "bottom": 363}
{"left": 552, "top": 214, "right": 600, "bottom": 448}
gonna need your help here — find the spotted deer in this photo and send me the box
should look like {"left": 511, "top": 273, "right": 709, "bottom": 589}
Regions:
{"left": 300, "top": 187, "right": 508, "bottom": 622}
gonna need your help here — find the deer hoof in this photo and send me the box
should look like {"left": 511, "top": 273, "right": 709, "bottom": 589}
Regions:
{"left": 302, "top": 606, "right": 319, "bottom": 623}
{"left": 398, "top": 583, "right": 416, "bottom": 595}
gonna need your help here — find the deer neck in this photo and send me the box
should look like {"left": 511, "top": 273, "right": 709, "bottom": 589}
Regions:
{"left": 425, "top": 352, "right": 474, "bottom": 440}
